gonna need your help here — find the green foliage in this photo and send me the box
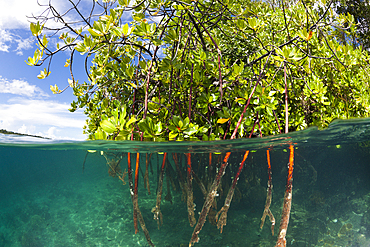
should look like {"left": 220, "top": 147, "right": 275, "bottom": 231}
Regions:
{"left": 27, "top": 0, "right": 370, "bottom": 141}
{"left": 92, "top": 102, "right": 137, "bottom": 140}
{"left": 335, "top": 0, "right": 370, "bottom": 49}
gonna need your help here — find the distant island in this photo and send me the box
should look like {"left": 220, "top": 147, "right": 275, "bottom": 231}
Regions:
{"left": 0, "top": 129, "right": 50, "bottom": 139}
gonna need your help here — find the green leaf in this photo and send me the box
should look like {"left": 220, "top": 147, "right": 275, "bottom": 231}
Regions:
{"left": 172, "top": 116, "right": 181, "bottom": 128}
{"left": 199, "top": 50, "right": 207, "bottom": 61}
{"left": 139, "top": 60, "right": 147, "bottom": 70}
{"left": 120, "top": 106, "right": 127, "bottom": 120}
{"left": 126, "top": 65, "right": 134, "bottom": 78}
{"left": 132, "top": 13, "right": 145, "bottom": 21}
{"left": 183, "top": 117, "right": 190, "bottom": 128}
{"left": 26, "top": 49, "right": 41, "bottom": 66}
{"left": 50, "top": 84, "right": 61, "bottom": 94}
{"left": 184, "top": 126, "right": 197, "bottom": 136}
{"left": 88, "top": 28, "right": 103, "bottom": 37}
{"left": 173, "top": 4, "right": 186, "bottom": 10}
{"left": 198, "top": 126, "right": 208, "bottom": 134}
{"left": 152, "top": 38, "right": 163, "bottom": 46}
{"left": 115, "top": 131, "right": 129, "bottom": 140}
{"left": 266, "top": 107, "right": 273, "bottom": 116}
{"left": 75, "top": 42, "right": 87, "bottom": 53}
{"left": 122, "top": 23, "right": 131, "bottom": 36}
{"left": 155, "top": 122, "right": 163, "bottom": 134}
{"left": 41, "top": 35, "right": 49, "bottom": 47}
{"left": 178, "top": 120, "right": 183, "bottom": 129}
{"left": 236, "top": 19, "right": 247, "bottom": 30}
{"left": 169, "top": 132, "right": 178, "bottom": 140}
{"left": 30, "top": 22, "right": 43, "bottom": 36}
{"left": 101, "top": 120, "right": 116, "bottom": 134}
{"left": 297, "top": 29, "right": 313, "bottom": 41}
{"left": 126, "top": 116, "right": 137, "bottom": 128}
{"left": 235, "top": 98, "right": 246, "bottom": 104}
{"left": 112, "top": 27, "right": 122, "bottom": 37}
{"left": 93, "top": 21, "right": 104, "bottom": 33}
{"left": 118, "top": 0, "right": 130, "bottom": 7}
{"left": 138, "top": 117, "right": 155, "bottom": 137}
{"left": 168, "top": 125, "right": 178, "bottom": 132}
{"left": 25, "top": 57, "right": 35, "bottom": 66}
{"left": 94, "top": 128, "right": 107, "bottom": 140}
{"left": 37, "top": 68, "right": 50, "bottom": 79}
{"left": 248, "top": 17, "right": 258, "bottom": 30}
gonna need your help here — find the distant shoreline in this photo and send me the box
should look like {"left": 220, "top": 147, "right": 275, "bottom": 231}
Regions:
{"left": 0, "top": 129, "right": 50, "bottom": 139}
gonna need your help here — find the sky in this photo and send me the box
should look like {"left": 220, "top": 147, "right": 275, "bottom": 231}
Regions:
{"left": 0, "top": 0, "right": 89, "bottom": 140}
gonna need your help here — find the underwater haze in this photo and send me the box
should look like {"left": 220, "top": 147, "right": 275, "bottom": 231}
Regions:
{"left": 1, "top": 118, "right": 370, "bottom": 247}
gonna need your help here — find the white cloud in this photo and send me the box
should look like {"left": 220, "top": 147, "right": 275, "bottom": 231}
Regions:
{"left": 45, "top": 126, "right": 58, "bottom": 139}
{"left": 0, "top": 0, "right": 92, "bottom": 30}
{"left": 0, "top": 0, "right": 80, "bottom": 55}
{"left": 0, "top": 0, "right": 50, "bottom": 29}
{"left": 16, "top": 124, "right": 60, "bottom": 139}
{"left": 15, "top": 37, "right": 34, "bottom": 55}
{"left": 1, "top": 98, "right": 85, "bottom": 128}
{"left": 17, "top": 124, "right": 33, "bottom": 134}
{"left": 0, "top": 76, "right": 48, "bottom": 97}
{"left": 0, "top": 98, "right": 87, "bottom": 140}
{"left": 17, "top": 125, "right": 60, "bottom": 139}
{"left": 0, "top": 29, "right": 12, "bottom": 52}
{"left": 0, "top": 28, "right": 34, "bottom": 55}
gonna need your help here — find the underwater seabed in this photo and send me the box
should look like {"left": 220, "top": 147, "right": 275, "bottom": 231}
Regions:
{"left": 1, "top": 118, "right": 370, "bottom": 247}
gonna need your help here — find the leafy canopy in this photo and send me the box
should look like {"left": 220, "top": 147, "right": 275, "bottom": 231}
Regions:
{"left": 27, "top": 0, "right": 370, "bottom": 141}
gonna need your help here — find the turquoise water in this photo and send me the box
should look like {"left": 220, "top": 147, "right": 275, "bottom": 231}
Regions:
{"left": 1, "top": 118, "right": 370, "bottom": 247}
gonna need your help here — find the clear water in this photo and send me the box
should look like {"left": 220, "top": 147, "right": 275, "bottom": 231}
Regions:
{"left": 1, "top": 118, "right": 370, "bottom": 247}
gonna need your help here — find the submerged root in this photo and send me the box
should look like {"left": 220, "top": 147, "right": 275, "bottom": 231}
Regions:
{"left": 260, "top": 207, "right": 275, "bottom": 236}
{"left": 215, "top": 205, "right": 229, "bottom": 233}
{"left": 152, "top": 153, "right": 167, "bottom": 229}
{"left": 275, "top": 145, "right": 294, "bottom": 247}
{"left": 135, "top": 195, "right": 154, "bottom": 247}
{"left": 260, "top": 149, "right": 275, "bottom": 236}
{"left": 189, "top": 152, "right": 231, "bottom": 247}
{"left": 186, "top": 153, "right": 196, "bottom": 227}
{"left": 151, "top": 206, "right": 163, "bottom": 229}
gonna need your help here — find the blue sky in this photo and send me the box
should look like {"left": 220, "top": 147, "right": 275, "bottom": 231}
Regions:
{"left": 0, "top": 0, "right": 89, "bottom": 140}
